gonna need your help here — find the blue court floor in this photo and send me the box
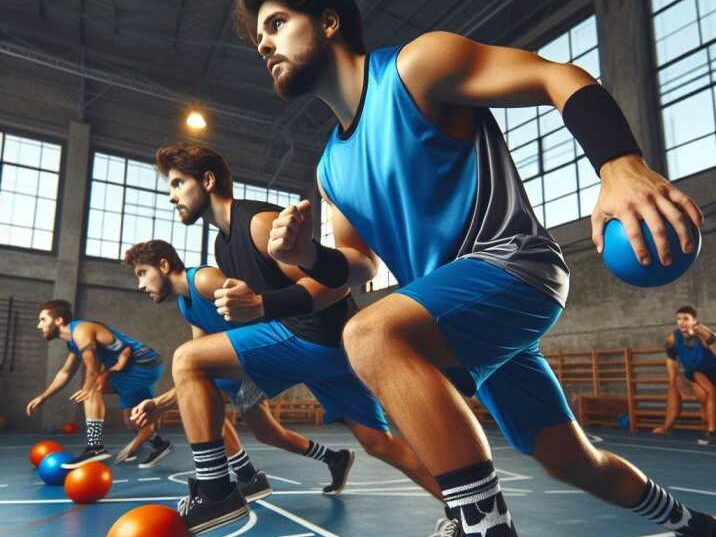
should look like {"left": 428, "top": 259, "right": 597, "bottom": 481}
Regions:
{"left": 0, "top": 424, "right": 713, "bottom": 537}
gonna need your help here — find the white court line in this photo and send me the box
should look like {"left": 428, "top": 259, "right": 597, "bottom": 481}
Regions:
{"left": 113, "top": 479, "right": 129, "bottom": 483}
{"left": 257, "top": 499, "right": 342, "bottom": 537}
{"left": 601, "top": 442, "right": 716, "bottom": 456}
{"left": 495, "top": 469, "right": 533, "bottom": 482}
{"left": 0, "top": 484, "right": 7, "bottom": 488}
{"left": 545, "top": 490, "right": 586, "bottom": 494}
{"left": 216, "top": 510, "right": 258, "bottom": 537}
{"left": 266, "top": 474, "right": 302, "bottom": 485}
{"left": 320, "top": 478, "right": 411, "bottom": 486}
{"left": 670, "top": 486, "right": 716, "bottom": 496}
{"left": 137, "top": 477, "right": 161, "bottom": 482}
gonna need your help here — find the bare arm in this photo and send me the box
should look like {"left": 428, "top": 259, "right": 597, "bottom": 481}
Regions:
{"left": 69, "top": 324, "right": 103, "bottom": 403}
{"left": 398, "top": 31, "right": 703, "bottom": 266}
{"left": 111, "top": 346, "right": 132, "bottom": 372}
{"left": 26, "top": 353, "right": 80, "bottom": 415}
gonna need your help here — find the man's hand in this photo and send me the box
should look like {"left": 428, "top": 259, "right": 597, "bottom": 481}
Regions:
{"left": 652, "top": 425, "right": 670, "bottom": 435}
{"left": 214, "top": 279, "right": 264, "bottom": 323}
{"left": 26, "top": 395, "right": 45, "bottom": 416}
{"left": 130, "top": 399, "right": 159, "bottom": 428}
{"left": 268, "top": 201, "right": 316, "bottom": 267}
{"left": 70, "top": 387, "right": 93, "bottom": 404}
{"left": 693, "top": 323, "right": 714, "bottom": 341}
{"left": 591, "top": 155, "right": 703, "bottom": 266}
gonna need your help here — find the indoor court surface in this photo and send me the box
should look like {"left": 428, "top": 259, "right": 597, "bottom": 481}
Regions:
{"left": 1, "top": 424, "right": 713, "bottom": 537}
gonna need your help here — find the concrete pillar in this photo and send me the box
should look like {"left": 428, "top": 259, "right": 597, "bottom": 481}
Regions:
{"left": 42, "top": 121, "right": 91, "bottom": 430}
{"left": 595, "top": 0, "right": 665, "bottom": 174}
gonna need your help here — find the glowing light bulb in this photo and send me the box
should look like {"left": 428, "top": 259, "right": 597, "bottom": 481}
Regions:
{"left": 186, "top": 111, "right": 207, "bottom": 129}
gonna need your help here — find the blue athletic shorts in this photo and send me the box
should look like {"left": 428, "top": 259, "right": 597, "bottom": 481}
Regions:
{"left": 225, "top": 321, "right": 389, "bottom": 432}
{"left": 109, "top": 362, "right": 163, "bottom": 410}
{"left": 397, "top": 258, "right": 574, "bottom": 454}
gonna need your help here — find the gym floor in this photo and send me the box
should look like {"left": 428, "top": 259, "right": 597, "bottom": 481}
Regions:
{"left": 0, "top": 424, "right": 713, "bottom": 537}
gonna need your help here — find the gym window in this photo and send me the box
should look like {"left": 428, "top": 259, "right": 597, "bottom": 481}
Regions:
{"left": 0, "top": 131, "right": 62, "bottom": 251}
{"left": 652, "top": 0, "right": 716, "bottom": 179}
{"left": 492, "top": 15, "right": 601, "bottom": 229}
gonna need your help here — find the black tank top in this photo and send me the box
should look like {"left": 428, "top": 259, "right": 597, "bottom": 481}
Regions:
{"left": 214, "top": 200, "right": 356, "bottom": 346}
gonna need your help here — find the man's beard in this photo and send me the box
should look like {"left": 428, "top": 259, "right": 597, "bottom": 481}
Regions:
{"left": 179, "top": 192, "right": 210, "bottom": 226}
{"left": 153, "top": 280, "right": 173, "bottom": 303}
{"left": 43, "top": 325, "right": 59, "bottom": 340}
{"left": 274, "top": 34, "right": 329, "bottom": 99}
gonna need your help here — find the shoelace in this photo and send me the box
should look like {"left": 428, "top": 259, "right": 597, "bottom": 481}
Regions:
{"left": 177, "top": 495, "right": 203, "bottom": 516}
{"left": 433, "top": 519, "right": 460, "bottom": 537}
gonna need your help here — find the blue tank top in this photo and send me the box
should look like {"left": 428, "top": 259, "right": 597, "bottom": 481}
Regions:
{"left": 67, "top": 320, "right": 158, "bottom": 368}
{"left": 674, "top": 330, "right": 716, "bottom": 371}
{"left": 177, "top": 267, "right": 238, "bottom": 334}
{"left": 318, "top": 46, "right": 476, "bottom": 286}
{"left": 318, "top": 46, "right": 569, "bottom": 306}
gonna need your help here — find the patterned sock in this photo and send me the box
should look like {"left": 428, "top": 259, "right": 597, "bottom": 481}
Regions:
{"left": 633, "top": 479, "right": 716, "bottom": 535}
{"left": 304, "top": 440, "right": 340, "bottom": 466}
{"left": 86, "top": 419, "right": 104, "bottom": 449}
{"left": 437, "top": 460, "right": 517, "bottom": 537}
{"left": 228, "top": 448, "right": 256, "bottom": 482}
{"left": 191, "top": 439, "right": 232, "bottom": 501}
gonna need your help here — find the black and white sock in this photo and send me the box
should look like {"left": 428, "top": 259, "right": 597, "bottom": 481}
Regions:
{"left": 228, "top": 448, "right": 256, "bottom": 482}
{"left": 633, "top": 479, "right": 716, "bottom": 535}
{"left": 191, "top": 439, "right": 232, "bottom": 501}
{"left": 86, "top": 419, "right": 104, "bottom": 449}
{"left": 304, "top": 440, "right": 341, "bottom": 466}
{"left": 437, "top": 461, "right": 517, "bottom": 537}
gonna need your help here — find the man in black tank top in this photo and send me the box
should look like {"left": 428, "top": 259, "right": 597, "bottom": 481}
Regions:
{"left": 151, "top": 143, "right": 440, "bottom": 533}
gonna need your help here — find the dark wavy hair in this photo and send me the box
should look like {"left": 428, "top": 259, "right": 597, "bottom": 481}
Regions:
{"left": 155, "top": 143, "right": 233, "bottom": 198}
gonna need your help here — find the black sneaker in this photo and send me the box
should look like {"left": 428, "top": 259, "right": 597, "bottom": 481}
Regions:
{"left": 138, "top": 439, "right": 173, "bottom": 468}
{"left": 178, "top": 477, "right": 249, "bottom": 535}
{"left": 61, "top": 446, "right": 111, "bottom": 469}
{"left": 697, "top": 431, "right": 715, "bottom": 446}
{"left": 238, "top": 470, "right": 272, "bottom": 502}
{"left": 322, "top": 449, "right": 355, "bottom": 495}
{"left": 429, "top": 518, "right": 465, "bottom": 537}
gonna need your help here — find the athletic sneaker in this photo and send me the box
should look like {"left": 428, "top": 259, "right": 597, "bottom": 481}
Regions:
{"left": 322, "top": 449, "right": 355, "bottom": 495}
{"left": 114, "top": 445, "right": 137, "bottom": 464}
{"left": 238, "top": 470, "right": 272, "bottom": 502}
{"left": 429, "top": 518, "right": 465, "bottom": 537}
{"left": 178, "top": 477, "right": 249, "bottom": 535}
{"left": 697, "top": 431, "right": 714, "bottom": 446}
{"left": 61, "top": 446, "right": 111, "bottom": 469}
{"left": 138, "top": 438, "right": 173, "bottom": 468}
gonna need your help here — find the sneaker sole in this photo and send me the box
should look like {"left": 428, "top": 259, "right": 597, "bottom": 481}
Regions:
{"left": 138, "top": 444, "right": 174, "bottom": 469}
{"left": 61, "top": 452, "right": 112, "bottom": 469}
{"left": 189, "top": 504, "right": 250, "bottom": 536}
{"left": 697, "top": 439, "right": 713, "bottom": 446}
{"left": 244, "top": 485, "right": 273, "bottom": 503}
{"left": 323, "top": 450, "right": 355, "bottom": 496}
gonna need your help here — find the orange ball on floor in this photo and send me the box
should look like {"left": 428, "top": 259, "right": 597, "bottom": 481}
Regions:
{"left": 29, "top": 440, "right": 64, "bottom": 468}
{"left": 106, "top": 504, "right": 190, "bottom": 537}
{"left": 64, "top": 461, "right": 112, "bottom": 503}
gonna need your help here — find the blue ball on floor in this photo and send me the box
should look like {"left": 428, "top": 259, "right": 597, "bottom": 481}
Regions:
{"left": 602, "top": 219, "right": 701, "bottom": 287}
{"left": 617, "top": 412, "right": 630, "bottom": 429}
{"left": 37, "top": 451, "right": 75, "bottom": 486}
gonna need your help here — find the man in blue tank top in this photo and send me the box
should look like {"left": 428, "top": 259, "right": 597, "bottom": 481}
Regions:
{"left": 653, "top": 306, "right": 716, "bottom": 445}
{"left": 123, "top": 238, "right": 416, "bottom": 502}
{"left": 235, "top": 1, "right": 713, "bottom": 536}
{"left": 26, "top": 300, "right": 172, "bottom": 469}
{"left": 148, "top": 144, "right": 439, "bottom": 534}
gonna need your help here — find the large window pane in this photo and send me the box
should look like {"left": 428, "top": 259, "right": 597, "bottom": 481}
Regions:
{"left": 653, "top": 0, "right": 716, "bottom": 179}
{"left": 491, "top": 15, "right": 600, "bottom": 229}
{"left": 0, "top": 131, "right": 61, "bottom": 251}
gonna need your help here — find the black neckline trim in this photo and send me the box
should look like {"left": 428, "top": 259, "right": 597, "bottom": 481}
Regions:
{"left": 338, "top": 54, "right": 370, "bottom": 140}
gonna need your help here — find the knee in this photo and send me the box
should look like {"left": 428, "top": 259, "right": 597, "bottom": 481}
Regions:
{"left": 358, "top": 433, "right": 391, "bottom": 460}
{"left": 171, "top": 343, "right": 195, "bottom": 383}
{"left": 343, "top": 311, "right": 391, "bottom": 380}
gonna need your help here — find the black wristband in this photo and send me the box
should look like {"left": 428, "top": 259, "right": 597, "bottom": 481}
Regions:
{"left": 261, "top": 284, "right": 314, "bottom": 320}
{"left": 562, "top": 84, "right": 642, "bottom": 174}
{"left": 665, "top": 345, "right": 678, "bottom": 359}
{"left": 300, "top": 239, "right": 349, "bottom": 289}
{"left": 707, "top": 333, "right": 716, "bottom": 346}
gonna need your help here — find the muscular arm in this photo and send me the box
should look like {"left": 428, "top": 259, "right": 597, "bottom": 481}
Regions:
{"left": 41, "top": 353, "right": 80, "bottom": 399}
{"left": 111, "top": 346, "right": 132, "bottom": 372}
{"left": 251, "top": 210, "right": 359, "bottom": 310}
{"left": 71, "top": 323, "right": 102, "bottom": 394}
